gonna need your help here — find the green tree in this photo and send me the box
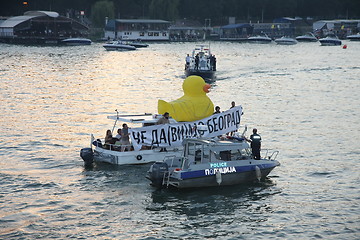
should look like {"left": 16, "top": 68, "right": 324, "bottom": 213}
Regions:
{"left": 91, "top": 0, "right": 115, "bottom": 27}
{"left": 149, "top": 0, "right": 179, "bottom": 20}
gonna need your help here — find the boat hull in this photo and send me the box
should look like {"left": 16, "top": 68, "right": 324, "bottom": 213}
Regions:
{"left": 62, "top": 38, "right": 92, "bottom": 46}
{"left": 295, "top": 37, "right": 318, "bottom": 42}
{"left": 185, "top": 69, "right": 215, "bottom": 80}
{"left": 93, "top": 146, "right": 181, "bottom": 165}
{"left": 319, "top": 40, "right": 342, "bottom": 46}
{"left": 169, "top": 166, "right": 277, "bottom": 189}
{"left": 347, "top": 35, "right": 360, "bottom": 41}
{"left": 275, "top": 40, "right": 297, "bottom": 45}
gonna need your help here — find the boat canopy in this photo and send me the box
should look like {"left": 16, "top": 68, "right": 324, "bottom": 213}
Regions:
{"left": 107, "top": 114, "right": 177, "bottom": 125}
{"left": 221, "top": 23, "right": 252, "bottom": 29}
{"left": 24, "top": 11, "right": 59, "bottom": 18}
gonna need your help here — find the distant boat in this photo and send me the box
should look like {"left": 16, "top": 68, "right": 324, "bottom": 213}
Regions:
{"left": 347, "top": 33, "right": 360, "bottom": 41}
{"left": 61, "top": 38, "right": 92, "bottom": 46}
{"left": 248, "top": 32, "right": 272, "bottom": 44}
{"left": 185, "top": 44, "right": 216, "bottom": 81}
{"left": 103, "top": 41, "right": 136, "bottom": 51}
{"left": 296, "top": 32, "right": 318, "bottom": 42}
{"left": 274, "top": 36, "right": 298, "bottom": 45}
{"left": 319, "top": 34, "right": 342, "bottom": 46}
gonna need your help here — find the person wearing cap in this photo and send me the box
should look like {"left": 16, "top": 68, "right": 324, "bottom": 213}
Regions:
{"left": 246, "top": 128, "right": 262, "bottom": 159}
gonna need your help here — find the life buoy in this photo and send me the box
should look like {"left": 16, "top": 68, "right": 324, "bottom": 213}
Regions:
{"left": 136, "top": 155, "right": 142, "bottom": 160}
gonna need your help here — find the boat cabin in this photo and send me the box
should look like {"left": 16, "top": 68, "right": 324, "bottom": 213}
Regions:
{"left": 180, "top": 138, "right": 251, "bottom": 169}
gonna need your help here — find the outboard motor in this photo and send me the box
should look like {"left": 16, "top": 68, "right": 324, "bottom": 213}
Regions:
{"left": 148, "top": 162, "right": 169, "bottom": 188}
{"left": 80, "top": 148, "right": 94, "bottom": 167}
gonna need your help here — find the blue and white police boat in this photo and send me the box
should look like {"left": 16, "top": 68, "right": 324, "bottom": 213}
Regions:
{"left": 147, "top": 136, "right": 280, "bottom": 189}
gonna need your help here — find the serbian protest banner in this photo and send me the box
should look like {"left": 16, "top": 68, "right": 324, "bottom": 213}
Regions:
{"left": 129, "top": 106, "right": 242, "bottom": 151}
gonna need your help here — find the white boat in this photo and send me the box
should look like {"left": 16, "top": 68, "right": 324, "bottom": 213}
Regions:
{"left": 185, "top": 44, "right": 216, "bottom": 81}
{"left": 248, "top": 33, "right": 272, "bottom": 44}
{"left": 103, "top": 40, "right": 136, "bottom": 51}
{"left": 80, "top": 113, "right": 181, "bottom": 166}
{"left": 319, "top": 34, "right": 342, "bottom": 46}
{"left": 295, "top": 32, "right": 318, "bottom": 42}
{"left": 61, "top": 38, "right": 92, "bottom": 45}
{"left": 147, "top": 135, "right": 280, "bottom": 189}
{"left": 274, "top": 36, "right": 298, "bottom": 45}
{"left": 347, "top": 33, "right": 360, "bottom": 41}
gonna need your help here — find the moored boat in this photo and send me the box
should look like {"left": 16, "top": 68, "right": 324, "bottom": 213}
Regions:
{"left": 103, "top": 40, "right": 136, "bottom": 51}
{"left": 274, "top": 36, "right": 298, "bottom": 45}
{"left": 185, "top": 44, "right": 216, "bottom": 81}
{"left": 61, "top": 38, "right": 92, "bottom": 45}
{"left": 295, "top": 32, "right": 318, "bottom": 42}
{"left": 248, "top": 32, "right": 272, "bottom": 44}
{"left": 147, "top": 135, "right": 279, "bottom": 189}
{"left": 347, "top": 33, "right": 360, "bottom": 41}
{"left": 319, "top": 34, "right": 342, "bottom": 46}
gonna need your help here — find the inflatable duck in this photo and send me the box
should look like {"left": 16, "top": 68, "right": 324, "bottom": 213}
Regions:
{"left": 158, "top": 75, "right": 214, "bottom": 122}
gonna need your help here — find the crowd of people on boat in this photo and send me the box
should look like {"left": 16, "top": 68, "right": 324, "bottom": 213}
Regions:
{"left": 185, "top": 53, "right": 216, "bottom": 71}
{"left": 104, "top": 123, "right": 131, "bottom": 152}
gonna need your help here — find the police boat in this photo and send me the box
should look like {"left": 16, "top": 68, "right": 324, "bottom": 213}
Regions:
{"left": 146, "top": 136, "right": 280, "bottom": 189}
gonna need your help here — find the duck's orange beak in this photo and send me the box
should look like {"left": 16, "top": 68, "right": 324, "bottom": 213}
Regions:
{"left": 203, "top": 84, "right": 211, "bottom": 93}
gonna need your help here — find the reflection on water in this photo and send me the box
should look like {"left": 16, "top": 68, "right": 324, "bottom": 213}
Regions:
{"left": 1, "top": 42, "right": 360, "bottom": 239}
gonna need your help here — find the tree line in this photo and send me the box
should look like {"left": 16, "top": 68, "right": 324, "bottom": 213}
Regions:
{"left": 2, "top": 0, "right": 360, "bottom": 27}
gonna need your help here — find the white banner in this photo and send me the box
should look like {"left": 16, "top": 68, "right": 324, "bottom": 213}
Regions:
{"left": 129, "top": 106, "right": 242, "bottom": 151}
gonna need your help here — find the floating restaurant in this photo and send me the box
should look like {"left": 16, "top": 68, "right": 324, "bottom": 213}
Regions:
{"left": 0, "top": 11, "right": 89, "bottom": 44}
{"left": 104, "top": 19, "right": 170, "bottom": 41}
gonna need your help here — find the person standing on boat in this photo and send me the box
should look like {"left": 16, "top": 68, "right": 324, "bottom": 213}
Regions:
{"left": 115, "top": 128, "right": 122, "bottom": 140}
{"left": 157, "top": 112, "right": 170, "bottom": 152}
{"left": 213, "top": 106, "right": 221, "bottom": 114}
{"left": 195, "top": 53, "right": 199, "bottom": 70}
{"left": 120, "top": 123, "right": 131, "bottom": 152}
{"left": 157, "top": 112, "right": 170, "bottom": 125}
{"left": 211, "top": 55, "right": 217, "bottom": 71}
{"left": 185, "top": 54, "right": 191, "bottom": 70}
{"left": 246, "top": 128, "right": 261, "bottom": 160}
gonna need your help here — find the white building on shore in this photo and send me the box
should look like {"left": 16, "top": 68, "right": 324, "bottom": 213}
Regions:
{"left": 104, "top": 19, "right": 170, "bottom": 41}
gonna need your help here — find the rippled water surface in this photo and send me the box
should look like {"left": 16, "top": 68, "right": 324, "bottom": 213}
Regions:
{"left": 1, "top": 41, "right": 359, "bottom": 239}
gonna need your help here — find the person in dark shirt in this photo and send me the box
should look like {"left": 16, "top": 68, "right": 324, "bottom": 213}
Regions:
{"left": 213, "top": 106, "right": 221, "bottom": 114}
{"left": 246, "top": 128, "right": 261, "bottom": 159}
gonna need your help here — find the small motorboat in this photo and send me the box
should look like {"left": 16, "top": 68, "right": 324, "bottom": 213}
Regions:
{"left": 319, "top": 34, "right": 342, "bottom": 46}
{"left": 248, "top": 32, "right": 272, "bottom": 44}
{"left": 147, "top": 135, "right": 280, "bottom": 189}
{"left": 274, "top": 36, "right": 298, "bottom": 45}
{"left": 185, "top": 44, "right": 216, "bottom": 81}
{"left": 103, "top": 41, "right": 136, "bottom": 51}
{"left": 347, "top": 33, "right": 360, "bottom": 41}
{"left": 295, "top": 32, "right": 318, "bottom": 42}
{"left": 61, "top": 38, "right": 92, "bottom": 45}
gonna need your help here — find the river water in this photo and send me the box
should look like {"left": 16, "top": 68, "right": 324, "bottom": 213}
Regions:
{"left": 0, "top": 41, "right": 359, "bottom": 239}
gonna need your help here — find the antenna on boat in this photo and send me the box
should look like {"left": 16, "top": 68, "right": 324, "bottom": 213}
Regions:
{"left": 112, "top": 109, "right": 119, "bottom": 134}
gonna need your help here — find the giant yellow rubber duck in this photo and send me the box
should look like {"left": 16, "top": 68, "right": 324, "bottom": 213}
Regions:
{"left": 158, "top": 75, "right": 214, "bottom": 122}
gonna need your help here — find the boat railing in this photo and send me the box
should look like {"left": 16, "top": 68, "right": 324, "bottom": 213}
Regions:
{"left": 262, "top": 149, "right": 279, "bottom": 161}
